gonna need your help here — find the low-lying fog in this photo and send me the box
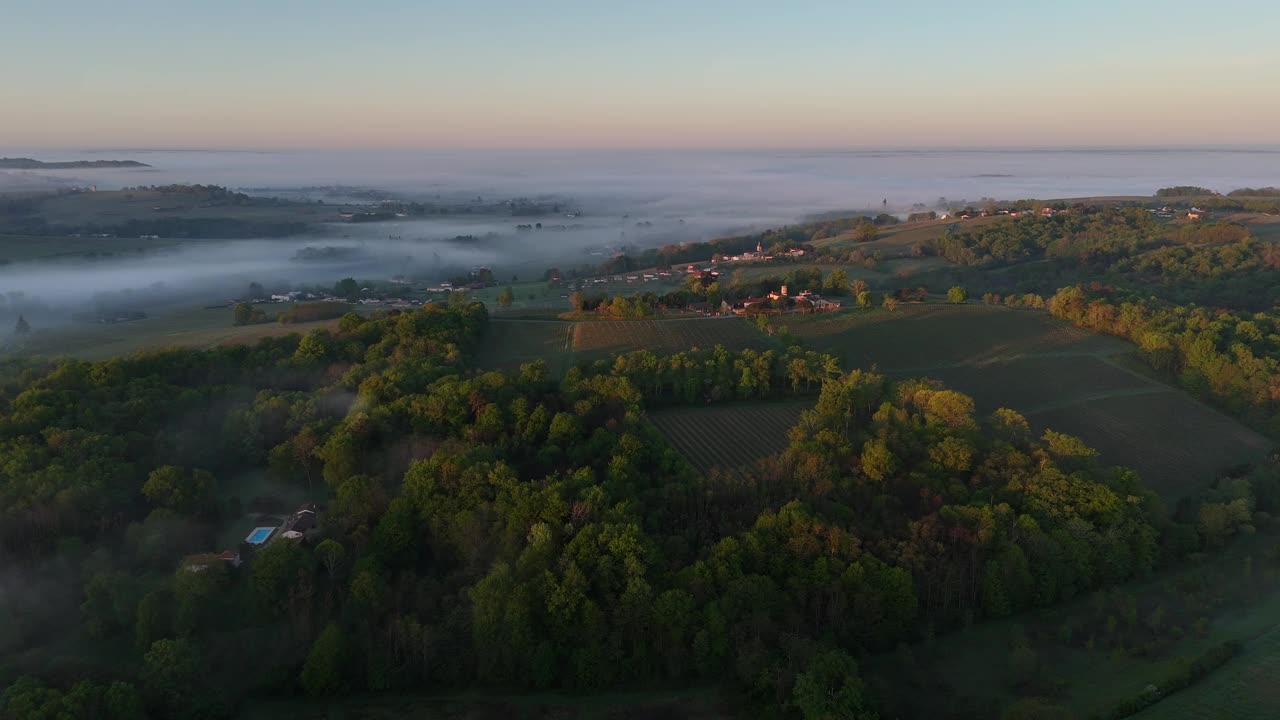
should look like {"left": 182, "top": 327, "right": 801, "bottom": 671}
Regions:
{"left": 1, "top": 147, "right": 1277, "bottom": 335}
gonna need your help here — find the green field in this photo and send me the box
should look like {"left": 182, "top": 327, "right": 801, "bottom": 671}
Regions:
{"left": 572, "top": 317, "right": 776, "bottom": 355}
{"left": 475, "top": 316, "right": 777, "bottom": 377}
{"left": 721, "top": 260, "right": 883, "bottom": 283}
{"left": 787, "top": 304, "right": 1127, "bottom": 370}
{"left": 649, "top": 401, "right": 809, "bottom": 476}
{"left": 6, "top": 302, "right": 353, "bottom": 360}
{"left": 28, "top": 189, "right": 346, "bottom": 227}
{"left": 0, "top": 233, "right": 179, "bottom": 262}
{"left": 1134, "top": 624, "right": 1280, "bottom": 719}
{"left": 816, "top": 215, "right": 1010, "bottom": 256}
{"left": 872, "top": 530, "right": 1280, "bottom": 720}
{"left": 1032, "top": 391, "right": 1272, "bottom": 501}
{"left": 476, "top": 319, "right": 575, "bottom": 373}
{"left": 787, "top": 304, "right": 1269, "bottom": 501}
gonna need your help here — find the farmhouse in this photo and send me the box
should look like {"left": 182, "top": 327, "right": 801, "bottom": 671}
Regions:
{"left": 281, "top": 502, "right": 318, "bottom": 535}
{"left": 731, "top": 297, "right": 774, "bottom": 313}
{"left": 1186, "top": 208, "right": 1207, "bottom": 220}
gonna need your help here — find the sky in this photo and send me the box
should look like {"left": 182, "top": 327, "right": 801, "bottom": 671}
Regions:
{"left": 4, "top": 0, "right": 1279, "bottom": 149}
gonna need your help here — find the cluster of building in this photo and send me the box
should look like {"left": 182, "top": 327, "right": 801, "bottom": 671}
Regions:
{"left": 712, "top": 242, "right": 807, "bottom": 265}
{"left": 584, "top": 270, "right": 679, "bottom": 287}
{"left": 730, "top": 286, "right": 842, "bottom": 314}
{"left": 182, "top": 502, "right": 318, "bottom": 574}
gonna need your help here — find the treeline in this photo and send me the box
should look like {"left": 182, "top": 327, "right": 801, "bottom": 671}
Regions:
{"left": 1, "top": 215, "right": 308, "bottom": 239}
{"left": 1160, "top": 195, "right": 1280, "bottom": 214}
{"left": 1048, "top": 285, "right": 1280, "bottom": 439}
{"left": 939, "top": 227, "right": 1280, "bottom": 312}
{"left": 1156, "top": 186, "right": 1218, "bottom": 197}
{"left": 923, "top": 208, "right": 1169, "bottom": 267}
{"left": 598, "top": 346, "right": 838, "bottom": 404}
{"left": 1155, "top": 186, "right": 1280, "bottom": 199}
{"left": 595, "top": 215, "right": 886, "bottom": 275}
{"left": 1227, "top": 187, "right": 1280, "bottom": 197}
{"left": 120, "top": 185, "right": 266, "bottom": 205}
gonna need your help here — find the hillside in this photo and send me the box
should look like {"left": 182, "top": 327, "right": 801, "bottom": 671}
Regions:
{"left": 0, "top": 157, "right": 150, "bottom": 169}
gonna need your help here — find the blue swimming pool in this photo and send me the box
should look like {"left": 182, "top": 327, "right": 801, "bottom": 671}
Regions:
{"left": 245, "top": 527, "right": 276, "bottom": 545}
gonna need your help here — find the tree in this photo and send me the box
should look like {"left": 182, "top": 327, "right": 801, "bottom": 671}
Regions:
{"left": 294, "top": 330, "right": 330, "bottom": 365}
{"left": 497, "top": 286, "right": 514, "bottom": 308}
{"left": 792, "top": 649, "right": 876, "bottom": 720}
{"left": 334, "top": 277, "right": 359, "bottom": 299}
{"left": 232, "top": 303, "right": 266, "bottom": 325}
{"left": 852, "top": 223, "right": 879, "bottom": 243}
{"left": 338, "top": 311, "right": 363, "bottom": 333}
{"left": 315, "top": 539, "right": 346, "bottom": 578}
{"left": 861, "top": 439, "right": 897, "bottom": 481}
{"left": 947, "top": 286, "right": 969, "bottom": 304}
{"left": 141, "top": 638, "right": 201, "bottom": 717}
{"left": 134, "top": 591, "right": 171, "bottom": 652}
{"left": 856, "top": 291, "right": 873, "bottom": 308}
{"left": 825, "top": 269, "right": 851, "bottom": 295}
{"left": 142, "top": 466, "right": 216, "bottom": 515}
{"left": 251, "top": 540, "right": 311, "bottom": 616}
{"left": 301, "top": 623, "right": 349, "bottom": 696}
{"left": 174, "top": 561, "right": 229, "bottom": 635}
{"left": 14, "top": 315, "right": 30, "bottom": 335}
{"left": 882, "top": 296, "right": 899, "bottom": 312}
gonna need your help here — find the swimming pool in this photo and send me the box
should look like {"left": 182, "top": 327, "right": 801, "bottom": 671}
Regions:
{"left": 245, "top": 527, "right": 277, "bottom": 545}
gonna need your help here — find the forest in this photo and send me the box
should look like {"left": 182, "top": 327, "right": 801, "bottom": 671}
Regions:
{"left": 2, "top": 295, "right": 1243, "bottom": 719}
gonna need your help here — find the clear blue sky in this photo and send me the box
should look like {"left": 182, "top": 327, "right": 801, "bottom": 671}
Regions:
{"left": 5, "top": 0, "right": 1278, "bottom": 148}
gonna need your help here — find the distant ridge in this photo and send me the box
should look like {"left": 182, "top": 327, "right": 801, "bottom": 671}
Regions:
{"left": 0, "top": 157, "right": 150, "bottom": 169}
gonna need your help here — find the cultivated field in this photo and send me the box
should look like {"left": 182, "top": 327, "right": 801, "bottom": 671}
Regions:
{"left": 476, "top": 319, "right": 574, "bottom": 373}
{"left": 816, "top": 215, "right": 1010, "bottom": 256}
{"left": 787, "top": 304, "right": 1269, "bottom": 501}
{"left": 787, "top": 304, "right": 1127, "bottom": 370}
{"left": 919, "top": 355, "right": 1160, "bottom": 414}
{"left": 649, "top": 401, "right": 809, "bottom": 476}
{"left": 572, "top": 318, "right": 775, "bottom": 355}
{"left": 1031, "top": 391, "right": 1271, "bottom": 501}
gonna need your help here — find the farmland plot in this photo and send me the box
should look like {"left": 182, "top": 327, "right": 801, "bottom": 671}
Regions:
{"left": 475, "top": 319, "right": 574, "bottom": 372}
{"left": 650, "top": 402, "right": 809, "bottom": 476}
{"left": 573, "top": 318, "right": 775, "bottom": 356}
